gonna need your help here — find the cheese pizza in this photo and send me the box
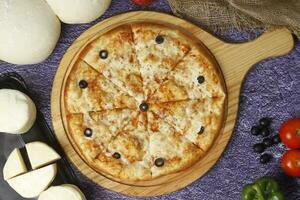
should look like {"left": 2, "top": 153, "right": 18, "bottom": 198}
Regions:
{"left": 64, "top": 22, "right": 226, "bottom": 181}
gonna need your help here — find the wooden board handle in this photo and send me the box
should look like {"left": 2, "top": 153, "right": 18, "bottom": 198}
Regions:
{"left": 212, "top": 28, "right": 294, "bottom": 136}
{"left": 213, "top": 28, "right": 294, "bottom": 86}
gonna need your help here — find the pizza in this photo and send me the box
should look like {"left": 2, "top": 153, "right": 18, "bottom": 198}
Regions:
{"left": 64, "top": 23, "right": 226, "bottom": 181}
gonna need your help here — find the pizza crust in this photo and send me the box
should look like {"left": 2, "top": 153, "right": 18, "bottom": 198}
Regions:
{"left": 64, "top": 22, "right": 225, "bottom": 181}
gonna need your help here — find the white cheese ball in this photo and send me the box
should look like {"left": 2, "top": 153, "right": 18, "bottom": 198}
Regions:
{"left": 0, "top": 0, "right": 61, "bottom": 65}
{"left": 0, "top": 89, "right": 36, "bottom": 134}
{"left": 45, "top": 0, "right": 111, "bottom": 24}
{"left": 38, "top": 184, "right": 86, "bottom": 200}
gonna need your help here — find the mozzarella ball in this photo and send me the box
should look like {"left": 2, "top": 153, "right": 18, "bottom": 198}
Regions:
{"left": 38, "top": 184, "right": 86, "bottom": 200}
{"left": 0, "top": 0, "right": 61, "bottom": 65}
{"left": 45, "top": 0, "right": 111, "bottom": 24}
{"left": 0, "top": 89, "right": 36, "bottom": 134}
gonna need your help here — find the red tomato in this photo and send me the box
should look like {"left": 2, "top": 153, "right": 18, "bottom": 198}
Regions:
{"left": 131, "top": 0, "right": 154, "bottom": 6}
{"left": 281, "top": 149, "right": 300, "bottom": 177}
{"left": 279, "top": 118, "right": 300, "bottom": 149}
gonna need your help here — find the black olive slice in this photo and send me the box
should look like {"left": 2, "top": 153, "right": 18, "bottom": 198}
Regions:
{"left": 79, "top": 80, "right": 88, "bottom": 89}
{"left": 99, "top": 50, "right": 108, "bottom": 59}
{"left": 155, "top": 158, "right": 164, "bottom": 167}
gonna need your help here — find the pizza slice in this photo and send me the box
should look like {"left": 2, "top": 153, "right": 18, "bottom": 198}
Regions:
{"left": 149, "top": 98, "right": 224, "bottom": 152}
{"left": 148, "top": 47, "right": 225, "bottom": 103}
{"left": 65, "top": 60, "right": 137, "bottom": 113}
{"left": 107, "top": 112, "right": 152, "bottom": 180}
{"left": 67, "top": 108, "right": 138, "bottom": 161}
{"left": 67, "top": 109, "right": 151, "bottom": 180}
{"left": 67, "top": 113, "right": 124, "bottom": 178}
{"left": 131, "top": 23, "right": 191, "bottom": 98}
{"left": 147, "top": 111, "right": 204, "bottom": 178}
{"left": 80, "top": 25, "right": 144, "bottom": 103}
{"left": 91, "top": 109, "right": 151, "bottom": 180}
{"left": 66, "top": 113, "right": 111, "bottom": 163}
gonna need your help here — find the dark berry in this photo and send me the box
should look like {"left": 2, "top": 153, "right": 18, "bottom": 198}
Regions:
{"left": 260, "top": 153, "right": 272, "bottom": 164}
{"left": 155, "top": 35, "right": 164, "bottom": 44}
{"left": 263, "top": 138, "right": 273, "bottom": 147}
{"left": 154, "top": 158, "right": 164, "bottom": 167}
{"left": 251, "top": 126, "right": 261, "bottom": 136}
{"left": 259, "top": 117, "right": 271, "bottom": 127}
{"left": 260, "top": 127, "right": 270, "bottom": 137}
{"left": 139, "top": 102, "right": 149, "bottom": 112}
{"left": 272, "top": 134, "right": 281, "bottom": 144}
{"left": 253, "top": 143, "right": 265, "bottom": 153}
{"left": 198, "top": 126, "right": 205, "bottom": 134}
{"left": 197, "top": 76, "right": 205, "bottom": 84}
{"left": 79, "top": 80, "right": 88, "bottom": 89}
{"left": 84, "top": 128, "right": 93, "bottom": 137}
{"left": 99, "top": 50, "right": 108, "bottom": 59}
{"left": 113, "top": 152, "right": 121, "bottom": 159}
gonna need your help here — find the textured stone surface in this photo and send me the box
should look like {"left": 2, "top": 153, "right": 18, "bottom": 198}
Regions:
{"left": 0, "top": 0, "right": 299, "bottom": 199}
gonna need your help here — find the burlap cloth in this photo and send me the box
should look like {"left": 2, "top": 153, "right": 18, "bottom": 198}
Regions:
{"left": 168, "top": 0, "right": 300, "bottom": 37}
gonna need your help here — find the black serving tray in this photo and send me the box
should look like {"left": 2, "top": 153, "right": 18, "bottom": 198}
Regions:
{"left": 0, "top": 72, "right": 81, "bottom": 200}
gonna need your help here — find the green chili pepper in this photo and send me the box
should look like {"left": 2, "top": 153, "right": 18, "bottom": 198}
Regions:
{"left": 242, "top": 177, "right": 285, "bottom": 200}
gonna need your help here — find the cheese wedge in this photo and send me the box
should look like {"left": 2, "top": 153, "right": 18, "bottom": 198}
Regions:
{"left": 26, "top": 141, "right": 61, "bottom": 169}
{"left": 3, "top": 148, "right": 27, "bottom": 180}
{"left": 38, "top": 184, "right": 86, "bottom": 200}
{"left": 7, "top": 163, "right": 57, "bottom": 198}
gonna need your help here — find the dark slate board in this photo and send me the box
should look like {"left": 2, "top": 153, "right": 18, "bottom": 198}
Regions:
{"left": 0, "top": 72, "right": 81, "bottom": 200}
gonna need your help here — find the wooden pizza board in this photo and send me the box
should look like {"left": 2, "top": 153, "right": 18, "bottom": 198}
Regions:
{"left": 51, "top": 11, "right": 294, "bottom": 197}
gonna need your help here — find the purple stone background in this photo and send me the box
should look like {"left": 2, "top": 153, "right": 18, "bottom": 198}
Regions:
{"left": 1, "top": 0, "right": 300, "bottom": 199}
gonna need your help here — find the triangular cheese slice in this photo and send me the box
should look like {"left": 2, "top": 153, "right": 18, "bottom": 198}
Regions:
{"left": 3, "top": 148, "right": 27, "bottom": 180}
{"left": 26, "top": 141, "right": 61, "bottom": 169}
{"left": 7, "top": 163, "right": 57, "bottom": 198}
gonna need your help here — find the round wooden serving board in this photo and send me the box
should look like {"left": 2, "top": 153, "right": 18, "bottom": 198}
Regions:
{"left": 51, "top": 11, "right": 294, "bottom": 197}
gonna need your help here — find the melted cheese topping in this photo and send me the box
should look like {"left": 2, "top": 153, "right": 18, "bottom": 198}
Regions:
{"left": 65, "top": 23, "right": 225, "bottom": 181}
